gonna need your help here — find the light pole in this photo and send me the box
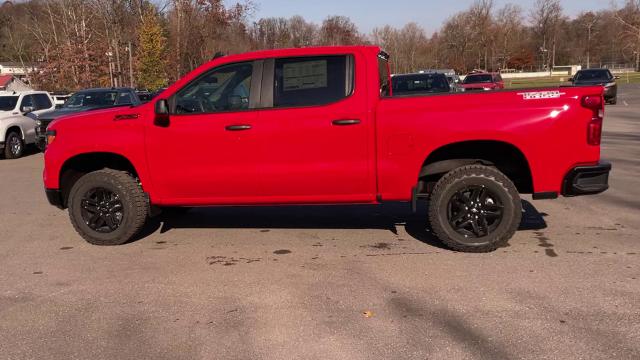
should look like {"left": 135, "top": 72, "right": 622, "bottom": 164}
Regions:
{"left": 106, "top": 51, "right": 114, "bottom": 88}
{"left": 540, "top": 47, "right": 549, "bottom": 73}
{"left": 126, "top": 42, "right": 134, "bottom": 88}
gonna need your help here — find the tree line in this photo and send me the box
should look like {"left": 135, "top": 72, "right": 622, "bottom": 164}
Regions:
{"left": 1, "top": 0, "right": 639, "bottom": 92}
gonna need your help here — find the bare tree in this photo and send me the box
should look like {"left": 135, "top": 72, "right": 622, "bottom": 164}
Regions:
{"left": 613, "top": 0, "right": 640, "bottom": 71}
{"left": 530, "top": 0, "right": 563, "bottom": 71}
{"left": 319, "top": 16, "right": 361, "bottom": 46}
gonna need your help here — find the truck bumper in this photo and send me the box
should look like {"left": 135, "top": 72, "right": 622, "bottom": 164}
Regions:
{"left": 45, "top": 188, "right": 65, "bottom": 209}
{"left": 562, "top": 161, "right": 611, "bottom": 196}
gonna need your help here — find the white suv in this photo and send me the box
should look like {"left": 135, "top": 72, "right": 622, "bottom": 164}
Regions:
{"left": 0, "top": 91, "right": 55, "bottom": 159}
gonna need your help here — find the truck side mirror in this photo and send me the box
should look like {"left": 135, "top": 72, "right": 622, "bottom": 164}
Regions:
{"left": 21, "top": 105, "right": 35, "bottom": 114}
{"left": 154, "top": 99, "right": 170, "bottom": 127}
{"left": 568, "top": 77, "right": 574, "bottom": 82}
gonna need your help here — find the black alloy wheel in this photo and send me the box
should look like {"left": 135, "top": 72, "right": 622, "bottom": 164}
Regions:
{"left": 80, "top": 187, "right": 125, "bottom": 233}
{"left": 447, "top": 185, "right": 503, "bottom": 238}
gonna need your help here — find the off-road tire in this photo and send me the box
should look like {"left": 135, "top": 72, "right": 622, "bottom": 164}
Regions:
{"left": 428, "top": 165, "right": 521, "bottom": 252}
{"left": 68, "top": 169, "right": 148, "bottom": 245}
{"left": 4, "top": 131, "right": 24, "bottom": 159}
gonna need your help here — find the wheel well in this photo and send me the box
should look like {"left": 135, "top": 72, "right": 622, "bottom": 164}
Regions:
{"left": 418, "top": 141, "right": 533, "bottom": 194}
{"left": 5, "top": 126, "right": 23, "bottom": 140}
{"left": 59, "top": 153, "right": 139, "bottom": 208}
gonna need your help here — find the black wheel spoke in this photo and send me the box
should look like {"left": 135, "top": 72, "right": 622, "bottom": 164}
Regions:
{"left": 88, "top": 213, "right": 102, "bottom": 227}
{"left": 81, "top": 199, "right": 98, "bottom": 213}
{"left": 479, "top": 187, "right": 488, "bottom": 202}
{"left": 470, "top": 187, "right": 481, "bottom": 202}
{"left": 480, "top": 215, "right": 489, "bottom": 236}
{"left": 451, "top": 209, "right": 467, "bottom": 224}
{"left": 104, "top": 214, "right": 118, "bottom": 230}
{"left": 471, "top": 218, "right": 482, "bottom": 236}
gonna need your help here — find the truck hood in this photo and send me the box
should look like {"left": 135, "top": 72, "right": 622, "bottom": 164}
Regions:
{"left": 38, "top": 105, "right": 124, "bottom": 122}
{"left": 47, "top": 105, "right": 137, "bottom": 130}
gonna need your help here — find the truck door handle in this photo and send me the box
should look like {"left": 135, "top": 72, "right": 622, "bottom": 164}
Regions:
{"left": 225, "top": 124, "right": 252, "bottom": 131}
{"left": 332, "top": 119, "right": 361, "bottom": 126}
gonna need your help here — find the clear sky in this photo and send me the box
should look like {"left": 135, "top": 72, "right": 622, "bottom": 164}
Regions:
{"left": 236, "top": 0, "right": 613, "bottom": 33}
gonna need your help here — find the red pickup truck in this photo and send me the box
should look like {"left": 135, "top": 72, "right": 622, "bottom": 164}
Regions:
{"left": 42, "top": 46, "right": 611, "bottom": 252}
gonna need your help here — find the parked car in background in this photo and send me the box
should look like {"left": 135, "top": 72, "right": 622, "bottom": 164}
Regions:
{"left": 392, "top": 72, "right": 451, "bottom": 95}
{"left": 51, "top": 92, "right": 73, "bottom": 108}
{"left": 0, "top": 90, "right": 55, "bottom": 158}
{"left": 35, "top": 87, "right": 141, "bottom": 149}
{"left": 461, "top": 72, "right": 504, "bottom": 91}
{"left": 43, "top": 46, "right": 610, "bottom": 253}
{"left": 445, "top": 74, "right": 464, "bottom": 92}
{"left": 136, "top": 90, "right": 153, "bottom": 103}
{"left": 422, "top": 69, "right": 464, "bottom": 92}
{"left": 152, "top": 88, "right": 167, "bottom": 99}
{"left": 570, "top": 69, "right": 618, "bottom": 105}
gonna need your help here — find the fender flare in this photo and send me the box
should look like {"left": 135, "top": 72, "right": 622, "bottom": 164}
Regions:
{"left": 418, "top": 158, "right": 493, "bottom": 178}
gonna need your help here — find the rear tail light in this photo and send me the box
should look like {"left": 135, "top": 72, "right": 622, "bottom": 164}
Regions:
{"left": 582, "top": 95, "right": 604, "bottom": 146}
{"left": 587, "top": 118, "right": 602, "bottom": 145}
{"left": 582, "top": 95, "right": 602, "bottom": 110}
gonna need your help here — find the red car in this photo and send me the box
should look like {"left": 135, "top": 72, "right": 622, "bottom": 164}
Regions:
{"left": 461, "top": 72, "right": 505, "bottom": 91}
{"left": 43, "top": 46, "right": 610, "bottom": 252}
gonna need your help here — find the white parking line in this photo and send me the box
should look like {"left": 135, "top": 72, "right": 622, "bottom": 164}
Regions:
{"left": 623, "top": 101, "right": 628, "bottom": 106}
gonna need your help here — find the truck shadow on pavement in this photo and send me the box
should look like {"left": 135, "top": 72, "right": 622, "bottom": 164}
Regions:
{"left": 135, "top": 200, "right": 547, "bottom": 249}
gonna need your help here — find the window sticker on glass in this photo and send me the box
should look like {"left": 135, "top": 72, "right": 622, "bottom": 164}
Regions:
{"left": 282, "top": 60, "right": 327, "bottom": 91}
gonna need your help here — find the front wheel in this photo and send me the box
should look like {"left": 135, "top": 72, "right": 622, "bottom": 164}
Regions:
{"left": 4, "top": 131, "right": 24, "bottom": 159}
{"left": 68, "top": 169, "right": 149, "bottom": 245}
{"left": 428, "top": 165, "right": 522, "bottom": 252}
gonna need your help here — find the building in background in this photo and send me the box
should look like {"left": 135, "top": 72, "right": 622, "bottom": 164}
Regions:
{"left": 0, "top": 75, "right": 33, "bottom": 92}
{"left": 0, "top": 62, "right": 37, "bottom": 81}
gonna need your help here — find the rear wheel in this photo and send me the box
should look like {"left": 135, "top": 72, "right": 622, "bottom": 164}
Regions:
{"left": 4, "top": 131, "right": 24, "bottom": 159}
{"left": 68, "top": 169, "right": 148, "bottom": 245}
{"left": 428, "top": 165, "right": 521, "bottom": 252}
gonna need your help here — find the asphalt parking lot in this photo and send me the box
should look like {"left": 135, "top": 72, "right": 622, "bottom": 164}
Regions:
{"left": 1, "top": 85, "right": 639, "bottom": 360}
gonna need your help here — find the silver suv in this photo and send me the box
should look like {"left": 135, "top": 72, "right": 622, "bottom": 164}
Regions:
{"left": 0, "top": 91, "right": 55, "bottom": 159}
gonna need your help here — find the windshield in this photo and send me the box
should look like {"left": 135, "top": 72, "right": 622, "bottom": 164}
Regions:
{"left": 0, "top": 96, "right": 19, "bottom": 111}
{"left": 463, "top": 74, "right": 493, "bottom": 84}
{"left": 63, "top": 91, "right": 118, "bottom": 108}
{"left": 574, "top": 70, "right": 611, "bottom": 82}
{"left": 392, "top": 74, "right": 450, "bottom": 95}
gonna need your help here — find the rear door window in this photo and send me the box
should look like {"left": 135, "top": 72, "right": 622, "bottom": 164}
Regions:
{"left": 392, "top": 74, "right": 450, "bottom": 95}
{"left": 33, "top": 94, "right": 53, "bottom": 110}
{"left": 273, "top": 55, "right": 353, "bottom": 108}
{"left": 117, "top": 92, "right": 133, "bottom": 105}
{"left": 20, "top": 95, "right": 34, "bottom": 111}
